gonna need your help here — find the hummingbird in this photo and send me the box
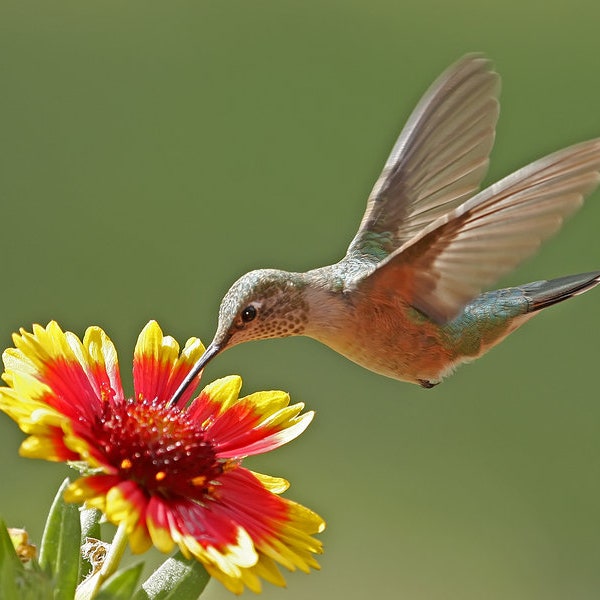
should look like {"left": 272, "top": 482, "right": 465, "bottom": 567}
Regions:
{"left": 171, "top": 54, "right": 600, "bottom": 404}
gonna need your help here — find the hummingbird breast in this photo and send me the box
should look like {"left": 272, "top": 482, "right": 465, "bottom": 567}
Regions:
{"left": 302, "top": 278, "right": 456, "bottom": 385}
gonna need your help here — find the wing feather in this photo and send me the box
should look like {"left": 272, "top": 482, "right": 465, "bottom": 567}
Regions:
{"left": 347, "top": 54, "right": 501, "bottom": 258}
{"left": 364, "top": 139, "right": 600, "bottom": 322}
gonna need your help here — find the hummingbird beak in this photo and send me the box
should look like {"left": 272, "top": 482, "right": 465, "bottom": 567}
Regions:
{"left": 168, "top": 342, "right": 222, "bottom": 407}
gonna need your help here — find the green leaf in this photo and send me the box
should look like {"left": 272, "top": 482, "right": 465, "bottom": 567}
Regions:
{"left": 39, "top": 478, "right": 82, "bottom": 599}
{"left": 55, "top": 498, "right": 83, "bottom": 598}
{"left": 0, "top": 519, "right": 24, "bottom": 571}
{"left": 132, "top": 552, "right": 210, "bottom": 600}
{"left": 80, "top": 508, "right": 102, "bottom": 543}
{"left": 95, "top": 563, "right": 144, "bottom": 600}
{"left": 0, "top": 518, "right": 24, "bottom": 599}
{"left": 39, "top": 478, "right": 71, "bottom": 571}
{"left": 0, "top": 519, "right": 54, "bottom": 600}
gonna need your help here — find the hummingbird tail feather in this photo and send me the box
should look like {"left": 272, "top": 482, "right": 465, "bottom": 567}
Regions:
{"left": 522, "top": 271, "right": 600, "bottom": 312}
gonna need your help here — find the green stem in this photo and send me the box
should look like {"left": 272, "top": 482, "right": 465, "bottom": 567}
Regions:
{"left": 75, "top": 521, "right": 129, "bottom": 600}
{"left": 97, "top": 521, "right": 129, "bottom": 584}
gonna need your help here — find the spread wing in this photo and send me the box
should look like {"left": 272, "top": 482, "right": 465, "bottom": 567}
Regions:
{"left": 362, "top": 139, "right": 600, "bottom": 323}
{"left": 347, "top": 54, "right": 500, "bottom": 261}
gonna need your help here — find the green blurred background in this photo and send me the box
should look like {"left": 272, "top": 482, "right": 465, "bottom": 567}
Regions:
{"left": 2, "top": 1, "right": 600, "bottom": 598}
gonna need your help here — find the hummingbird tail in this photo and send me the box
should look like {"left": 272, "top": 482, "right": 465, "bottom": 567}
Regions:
{"left": 521, "top": 271, "right": 600, "bottom": 313}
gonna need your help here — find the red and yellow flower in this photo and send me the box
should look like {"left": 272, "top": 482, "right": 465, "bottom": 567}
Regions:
{"left": 0, "top": 320, "right": 324, "bottom": 593}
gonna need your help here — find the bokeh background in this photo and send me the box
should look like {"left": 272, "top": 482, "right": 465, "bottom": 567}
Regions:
{"left": 2, "top": 1, "right": 600, "bottom": 598}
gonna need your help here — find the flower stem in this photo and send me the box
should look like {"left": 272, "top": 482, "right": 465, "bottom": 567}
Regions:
{"left": 75, "top": 521, "right": 129, "bottom": 600}
{"left": 98, "top": 521, "right": 129, "bottom": 582}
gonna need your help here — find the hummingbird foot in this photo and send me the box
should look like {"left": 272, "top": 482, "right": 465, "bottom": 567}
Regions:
{"left": 418, "top": 379, "right": 438, "bottom": 389}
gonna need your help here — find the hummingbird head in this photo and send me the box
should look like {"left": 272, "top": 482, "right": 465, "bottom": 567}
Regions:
{"left": 168, "top": 269, "right": 310, "bottom": 406}
{"left": 212, "top": 268, "right": 309, "bottom": 351}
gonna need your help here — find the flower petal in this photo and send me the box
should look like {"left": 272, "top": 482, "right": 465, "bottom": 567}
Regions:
{"left": 149, "top": 494, "right": 260, "bottom": 578}
{"left": 133, "top": 321, "right": 206, "bottom": 405}
{"left": 2, "top": 322, "right": 124, "bottom": 424}
{"left": 105, "top": 482, "right": 146, "bottom": 526}
{"left": 0, "top": 387, "right": 64, "bottom": 434}
{"left": 217, "top": 408, "right": 314, "bottom": 457}
{"left": 19, "top": 431, "right": 79, "bottom": 461}
{"left": 190, "top": 384, "right": 315, "bottom": 457}
{"left": 251, "top": 472, "right": 290, "bottom": 494}
{"left": 81, "top": 326, "right": 124, "bottom": 403}
{"left": 64, "top": 474, "right": 121, "bottom": 505}
{"left": 146, "top": 496, "right": 177, "bottom": 553}
{"left": 188, "top": 375, "right": 243, "bottom": 424}
{"left": 204, "top": 468, "right": 324, "bottom": 584}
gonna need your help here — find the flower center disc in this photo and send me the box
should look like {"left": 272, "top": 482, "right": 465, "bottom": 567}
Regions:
{"left": 92, "top": 397, "right": 222, "bottom": 498}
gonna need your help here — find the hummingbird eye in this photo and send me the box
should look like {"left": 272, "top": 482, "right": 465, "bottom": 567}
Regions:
{"left": 241, "top": 305, "right": 257, "bottom": 323}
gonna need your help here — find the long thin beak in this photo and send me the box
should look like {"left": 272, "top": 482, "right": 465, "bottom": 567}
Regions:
{"left": 168, "top": 342, "right": 221, "bottom": 407}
